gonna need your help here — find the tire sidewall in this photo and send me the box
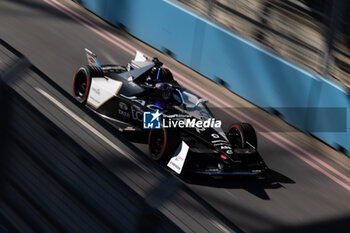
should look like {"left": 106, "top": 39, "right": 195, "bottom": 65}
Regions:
{"left": 72, "top": 66, "right": 91, "bottom": 103}
{"left": 148, "top": 128, "right": 181, "bottom": 164}
{"left": 227, "top": 123, "right": 257, "bottom": 149}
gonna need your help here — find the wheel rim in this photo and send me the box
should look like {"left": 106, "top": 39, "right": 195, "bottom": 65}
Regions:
{"left": 74, "top": 71, "right": 87, "bottom": 99}
{"left": 228, "top": 127, "right": 243, "bottom": 148}
{"left": 149, "top": 130, "right": 165, "bottom": 160}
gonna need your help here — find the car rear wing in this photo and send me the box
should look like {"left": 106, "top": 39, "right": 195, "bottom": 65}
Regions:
{"left": 85, "top": 48, "right": 103, "bottom": 70}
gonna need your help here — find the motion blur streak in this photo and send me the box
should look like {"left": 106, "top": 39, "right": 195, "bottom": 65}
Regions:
{"left": 43, "top": 0, "right": 135, "bottom": 55}
{"left": 270, "top": 131, "right": 350, "bottom": 184}
{"left": 50, "top": 0, "right": 144, "bottom": 55}
{"left": 36, "top": 87, "right": 151, "bottom": 173}
{"left": 260, "top": 132, "right": 350, "bottom": 191}
{"left": 43, "top": 0, "right": 350, "bottom": 190}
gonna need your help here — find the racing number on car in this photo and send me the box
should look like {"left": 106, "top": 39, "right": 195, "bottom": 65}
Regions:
{"left": 211, "top": 133, "right": 233, "bottom": 154}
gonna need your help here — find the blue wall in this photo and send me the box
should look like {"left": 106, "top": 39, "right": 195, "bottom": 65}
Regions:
{"left": 311, "top": 80, "right": 350, "bottom": 150}
{"left": 74, "top": 0, "right": 350, "bottom": 156}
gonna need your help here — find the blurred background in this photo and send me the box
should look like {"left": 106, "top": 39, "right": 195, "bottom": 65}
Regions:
{"left": 178, "top": 0, "right": 350, "bottom": 88}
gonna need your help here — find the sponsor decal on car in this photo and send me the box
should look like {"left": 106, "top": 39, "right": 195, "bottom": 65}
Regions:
{"left": 91, "top": 87, "right": 100, "bottom": 95}
{"left": 167, "top": 141, "right": 189, "bottom": 174}
{"left": 211, "top": 133, "right": 233, "bottom": 154}
{"left": 131, "top": 106, "right": 143, "bottom": 122}
{"left": 119, "top": 102, "right": 128, "bottom": 111}
{"left": 118, "top": 109, "right": 130, "bottom": 118}
{"left": 89, "top": 57, "right": 96, "bottom": 64}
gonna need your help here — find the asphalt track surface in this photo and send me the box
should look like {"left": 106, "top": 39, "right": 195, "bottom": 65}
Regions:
{"left": 0, "top": 0, "right": 349, "bottom": 232}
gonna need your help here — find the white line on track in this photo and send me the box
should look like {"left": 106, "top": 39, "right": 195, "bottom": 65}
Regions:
{"left": 36, "top": 87, "right": 151, "bottom": 173}
{"left": 44, "top": 0, "right": 350, "bottom": 190}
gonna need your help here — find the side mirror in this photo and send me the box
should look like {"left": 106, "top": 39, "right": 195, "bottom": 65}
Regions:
{"left": 195, "top": 99, "right": 208, "bottom": 106}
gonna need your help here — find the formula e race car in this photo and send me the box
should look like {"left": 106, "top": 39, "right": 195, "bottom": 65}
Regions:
{"left": 72, "top": 49, "right": 268, "bottom": 175}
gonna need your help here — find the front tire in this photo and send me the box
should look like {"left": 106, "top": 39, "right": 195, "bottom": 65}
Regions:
{"left": 148, "top": 129, "right": 181, "bottom": 164}
{"left": 227, "top": 123, "right": 257, "bottom": 149}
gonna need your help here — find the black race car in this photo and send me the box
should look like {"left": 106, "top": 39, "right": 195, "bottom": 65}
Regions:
{"left": 72, "top": 49, "right": 268, "bottom": 175}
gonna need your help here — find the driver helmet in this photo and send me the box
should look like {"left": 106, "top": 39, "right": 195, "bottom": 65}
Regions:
{"left": 155, "top": 82, "right": 172, "bottom": 101}
{"left": 150, "top": 67, "right": 174, "bottom": 83}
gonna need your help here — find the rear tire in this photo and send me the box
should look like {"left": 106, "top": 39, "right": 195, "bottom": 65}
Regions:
{"left": 148, "top": 128, "right": 181, "bottom": 164}
{"left": 72, "top": 65, "right": 103, "bottom": 103}
{"left": 227, "top": 123, "right": 257, "bottom": 149}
